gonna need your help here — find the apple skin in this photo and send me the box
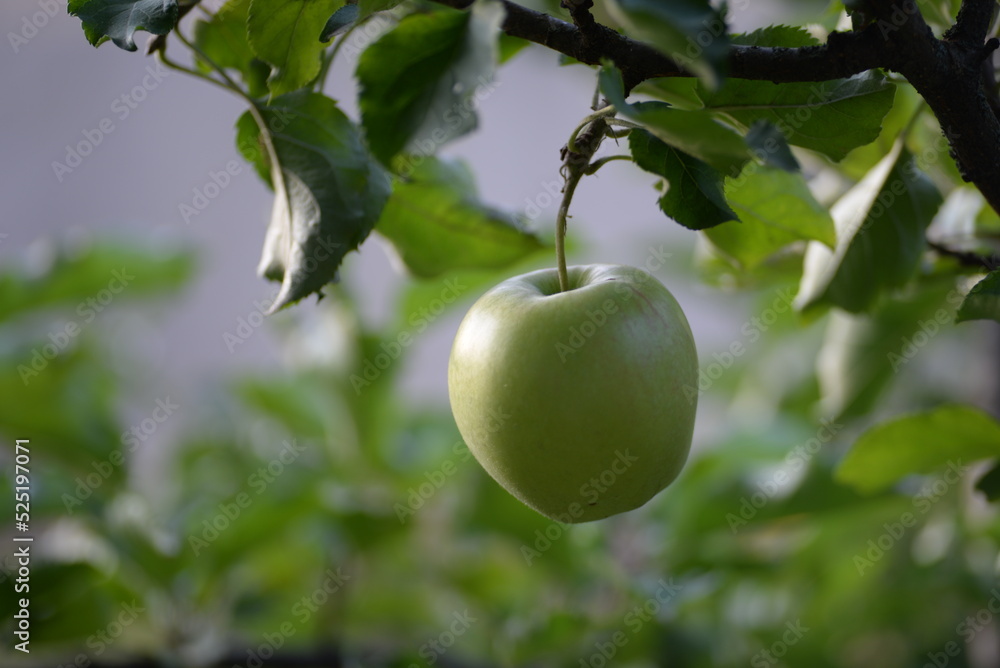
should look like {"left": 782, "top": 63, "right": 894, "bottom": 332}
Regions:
{"left": 447, "top": 264, "right": 698, "bottom": 523}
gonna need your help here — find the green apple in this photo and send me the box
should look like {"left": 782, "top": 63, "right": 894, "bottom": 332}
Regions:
{"left": 448, "top": 264, "right": 698, "bottom": 523}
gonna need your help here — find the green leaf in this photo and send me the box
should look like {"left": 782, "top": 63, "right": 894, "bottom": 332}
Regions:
{"left": 193, "top": 0, "right": 269, "bottom": 98}
{"left": 628, "top": 129, "right": 736, "bottom": 230}
{"left": 836, "top": 405, "right": 1000, "bottom": 493}
{"left": 498, "top": 34, "right": 530, "bottom": 64}
{"left": 321, "top": 3, "right": 360, "bottom": 40}
{"left": 795, "top": 140, "right": 943, "bottom": 313}
{"left": 704, "top": 166, "right": 835, "bottom": 269}
{"left": 0, "top": 244, "right": 194, "bottom": 324}
{"left": 702, "top": 72, "right": 896, "bottom": 161}
{"left": 633, "top": 77, "right": 703, "bottom": 110}
{"left": 955, "top": 271, "right": 1000, "bottom": 323}
{"left": 236, "top": 92, "right": 391, "bottom": 311}
{"left": 606, "top": 0, "right": 728, "bottom": 88}
{"left": 248, "top": 0, "right": 344, "bottom": 97}
{"left": 633, "top": 27, "right": 817, "bottom": 111}
{"left": 744, "top": 121, "right": 799, "bottom": 171}
{"left": 731, "top": 25, "right": 820, "bottom": 48}
{"left": 376, "top": 158, "right": 545, "bottom": 278}
{"left": 601, "top": 65, "right": 750, "bottom": 175}
{"left": 915, "top": 0, "right": 961, "bottom": 29}
{"left": 358, "top": 0, "right": 404, "bottom": 18}
{"left": 358, "top": 0, "right": 504, "bottom": 166}
{"left": 68, "top": 0, "right": 178, "bottom": 51}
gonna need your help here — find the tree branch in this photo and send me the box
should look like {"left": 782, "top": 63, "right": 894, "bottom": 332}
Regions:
{"left": 430, "top": 0, "right": 1000, "bottom": 216}
{"left": 435, "top": 0, "right": 884, "bottom": 86}
{"left": 946, "top": 0, "right": 996, "bottom": 45}
{"left": 929, "top": 240, "right": 1000, "bottom": 270}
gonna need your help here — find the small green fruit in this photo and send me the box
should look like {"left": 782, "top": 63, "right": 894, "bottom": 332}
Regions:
{"left": 448, "top": 264, "right": 698, "bottom": 522}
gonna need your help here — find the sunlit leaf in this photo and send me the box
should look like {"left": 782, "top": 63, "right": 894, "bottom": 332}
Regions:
{"left": 376, "top": 158, "right": 545, "bottom": 278}
{"left": 705, "top": 166, "right": 834, "bottom": 269}
{"left": 248, "top": 0, "right": 344, "bottom": 96}
{"left": 193, "top": 0, "right": 269, "bottom": 98}
{"left": 795, "top": 140, "right": 943, "bottom": 313}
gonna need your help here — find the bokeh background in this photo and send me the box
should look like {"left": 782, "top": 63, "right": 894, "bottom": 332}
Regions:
{"left": 3, "top": 0, "right": 1000, "bottom": 667}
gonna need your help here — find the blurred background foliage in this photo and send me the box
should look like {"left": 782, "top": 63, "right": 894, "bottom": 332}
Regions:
{"left": 6, "top": 0, "right": 1000, "bottom": 666}
{"left": 1, "top": 227, "right": 999, "bottom": 668}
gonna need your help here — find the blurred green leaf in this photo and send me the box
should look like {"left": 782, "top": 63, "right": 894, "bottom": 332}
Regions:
{"left": 628, "top": 129, "right": 737, "bottom": 230}
{"left": 607, "top": 0, "right": 728, "bottom": 88}
{"left": 705, "top": 166, "right": 835, "bottom": 269}
{"left": 837, "top": 404, "right": 1000, "bottom": 492}
{"left": 816, "top": 279, "right": 961, "bottom": 420}
{"left": 955, "top": 271, "right": 1000, "bottom": 323}
{"left": 796, "top": 141, "right": 943, "bottom": 313}
{"left": 193, "top": 0, "right": 270, "bottom": 98}
{"left": 376, "top": 158, "right": 545, "bottom": 278}
{"left": 248, "top": 0, "right": 343, "bottom": 96}
{"left": 0, "top": 244, "right": 193, "bottom": 324}
{"left": 358, "top": 1, "right": 503, "bottom": 165}
{"left": 601, "top": 65, "right": 751, "bottom": 175}
{"left": 236, "top": 92, "right": 391, "bottom": 311}
{"left": 1, "top": 347, "right": 120, "bottom": 474}
{"left": 68, "top": 0, "right": 178, "bottom": 51}
{"left": 915, "top": 0, "right": 961, "bottom": 29}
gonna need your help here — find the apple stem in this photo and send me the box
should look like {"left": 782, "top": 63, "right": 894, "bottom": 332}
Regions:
{"left": 556, "top": 110, "right": 614, "bottom": 292}
{"left": 556, "top": 171, "right": 583, "bottom": 292}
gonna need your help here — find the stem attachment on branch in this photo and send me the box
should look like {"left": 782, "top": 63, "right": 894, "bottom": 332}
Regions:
{"left": 555, "top": 110, "right": 611, "bottom": 292}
